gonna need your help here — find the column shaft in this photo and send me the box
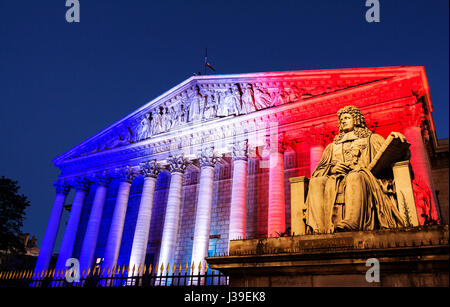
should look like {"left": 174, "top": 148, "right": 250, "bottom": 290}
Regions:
{"left": 34, "top": 192, "right": 68, "bottom": 275}
{"left": 310, "top": 145, "right": 324, "bottom": 176}
{"left": 268, "top": 151, "right": 285, "bottom": 237}
{"left": 79, "top": 184, "right": 108, "bottom": 272}
{"left": 129, "top": 176, "right": 157, "bottom": 272}
{"left": 228, "top": 160, "right": 248, "bottom": 241}
{"left": 103, "top": 180, "right": 132, "bottom": 271}
{"left": 157, "top": 172, "right": 184, "bottom": 274}
{"left": 404, "top": 126, "right": 440, "bottom": 223}
{"left": 191, "top": 166, "right": 215, "bottom": 274}
{"left": 54, "top": 188, "right": 87, "bottom": 272}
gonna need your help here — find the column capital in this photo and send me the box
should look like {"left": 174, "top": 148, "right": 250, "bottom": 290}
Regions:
{"left": 199, "top": 146, "right": 220, "bottom": 168}
{"left": 53, "top": 179, "right": 70, "bottom": 195}
{"left": 93, "top": 170, "right": 111, "bottom": 187}
{"left": 167, "top": 155, "right": 190, "bottom": 174}
{"left": 116, "top": 165, "right": 136, "bottom": 183}
{"left": 232, "top": 140, "right": 248, "bottom": 161}
{"left": 399, "top": 103, "right": 426, "bottom": 129}
{"left": 140, "top": 160, "right": 161, "bottom": 178}
{"left": 265, "top": 133, "right": 290, "bottom": 154}
{"left": 71, "top": 176, "right": 90, "bottom": 192}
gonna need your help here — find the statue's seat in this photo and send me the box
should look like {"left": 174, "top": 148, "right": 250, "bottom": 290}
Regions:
{"left": 289, "top": 160, "right": 419, "bottom": 235}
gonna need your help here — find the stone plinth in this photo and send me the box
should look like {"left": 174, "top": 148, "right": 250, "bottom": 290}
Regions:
{"left": 206, "top": 225, "right": 449, "bottom": 287}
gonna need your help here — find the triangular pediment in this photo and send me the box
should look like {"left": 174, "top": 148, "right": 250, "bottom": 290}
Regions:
{"left": 54, "top": 66, "right": 429, "bottom": 166}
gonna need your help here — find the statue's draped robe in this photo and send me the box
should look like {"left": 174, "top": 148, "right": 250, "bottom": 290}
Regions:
{"left": 305, "top": 132, "right": 405, "bottom": 233}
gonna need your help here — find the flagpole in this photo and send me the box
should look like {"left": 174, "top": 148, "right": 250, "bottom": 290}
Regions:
{"left": 204, "top": 48, "right": 207, "bottom": 75}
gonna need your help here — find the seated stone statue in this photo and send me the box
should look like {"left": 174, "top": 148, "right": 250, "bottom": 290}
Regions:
{"left": 304, "top": 105, "right": 407, "bottom": 233}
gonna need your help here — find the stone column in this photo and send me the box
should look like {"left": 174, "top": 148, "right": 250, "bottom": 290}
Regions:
{"left": 157, "top": 155, "right": 189, "bottom": 279}
{"left": 267, "top": 137, "right": 288, "bottom": 238}
{"left": 34, "top": 180, "right": 70, "bottom": 276}
{"left": 306, "top": 126, "right": 333, "bottom": 176}
{"left": 403, "top": 126, "right": 440, "bottom": 223}
{"left": 54, "top": 177, "right": 90, "bottom": 273}
{"left": 401, "top": 105, "right": 440, "bottom": 224}
{"left": 191, "top": 147, "right": 219, "bottom": 276}
{"left": 310, "top": 145, "right": 324, "bottom": 175}
{"left": 129, "top": 160, "right": 160, "bottom": 274}
{"left": 228, "top": 140, "right": 248, "bottom": 241}
{"left": 102, "top": 165, "right": 135, "bottom": 273}
{"left": 79, "top": 171, "right": 111, "bottom": 273}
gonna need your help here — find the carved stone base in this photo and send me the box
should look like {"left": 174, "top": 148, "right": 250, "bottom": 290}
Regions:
{"left": 207, "top": 225, "right": 449, "bottom": 287}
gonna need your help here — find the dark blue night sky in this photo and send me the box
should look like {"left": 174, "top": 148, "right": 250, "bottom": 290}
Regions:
{"left": 0, "top": 0, "right": 448, "bottom": 250}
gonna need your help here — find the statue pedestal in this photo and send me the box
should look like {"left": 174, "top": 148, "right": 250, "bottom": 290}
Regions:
{"left": 207, "top": 225, "right": 448, "bottom": 287}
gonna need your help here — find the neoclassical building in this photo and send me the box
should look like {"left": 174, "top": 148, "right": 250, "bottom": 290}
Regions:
{"left": 34, "top": 66, "right": 446, "bottom": 277}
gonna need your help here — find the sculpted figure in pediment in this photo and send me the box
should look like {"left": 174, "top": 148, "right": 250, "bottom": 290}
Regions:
{"left": 241, "top": 84, "right": 256, "bottom": 114}
{"left": 137, "top": 113, "right": 152, "bottom": 141}
{"left": 203, "top": 94, "right": 217, "bottom": 120}
{"left": 107, "top": 126, "right": 132, "bottom": 149}
{"left": 224, "top": 85, "right": 241, "bottom": 116}
{"left": 272, "top": 87, "right": 288, "bottom": 106}
{"left": 176, "top": 103, "right": 186, "bottom": 125}
{"left": 216, "top": 91, "right": 228, "bottom": 117}
{"left": 188, "top": 87, "right": 204, "bottom": 122}
{"left": 254, "top": 86, "right": 272, "bottom": 110}
{"left": 151, "top": 108, "right": 163, "bottom": 135}
{"left": 161, "top": 107, "right": 171, "bottom": 132}
{"left": 167, "top": 106, "right": 177, "bottom": 129}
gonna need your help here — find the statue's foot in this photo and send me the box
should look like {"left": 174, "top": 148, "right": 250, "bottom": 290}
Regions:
{"left": 335, "top": 222, "right": 353, "bottom": 232}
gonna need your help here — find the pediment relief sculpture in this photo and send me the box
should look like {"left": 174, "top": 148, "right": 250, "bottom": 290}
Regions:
{"left": 66, "top": 77, "right": 382, "bottom": 159}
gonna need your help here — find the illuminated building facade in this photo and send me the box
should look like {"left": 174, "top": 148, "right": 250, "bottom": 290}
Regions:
{"left": 34, "top": 66, "right": 447, "bottom": 276}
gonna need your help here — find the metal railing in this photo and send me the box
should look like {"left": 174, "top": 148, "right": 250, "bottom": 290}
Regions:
{"left": 0, "top": 262, "right": 229, "bottom": 288}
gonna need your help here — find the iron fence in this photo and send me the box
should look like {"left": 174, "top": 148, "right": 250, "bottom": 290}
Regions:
{"left": 0, "top": 262, "right": 229, "bottom": 288}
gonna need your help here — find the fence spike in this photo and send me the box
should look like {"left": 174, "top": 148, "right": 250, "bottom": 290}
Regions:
{"left": 160, "top": 263, "right": 164, "bottom": 275}
{"left": 172, "top": 263, "right": 176, "bottom": 276}
{"left": 185, "top": 262, "right": 189, "bottom": 274}
{"left": 122, "top": 265, "right": 126, "bottom": 275}
{"left": 107, "top": 267, "right": 111, "bottom": 277}
{"left": 0, "top": 271, "right": 4, "bottom": 279}
{"left": 205, "top": 262, "right": 208, "bottom": 272}
{"left": 178, "top": 263, "right": 182, "bottom": 274}
{"left": 191, "top": 262, "right": 195, "bottom": 274}
{"left": 143, "top": 264, "right": 147, "bottom": 275}
{"left": 138, "top": 264, "right": 142, "bottom": 275}
{"left": 166, "top": 263, "right": 170, "bottom": 275}
{"left": 148, "top": 264, "right": 152, "bottom": 275}
{"left": 198, "top": 262, "right": 202, "bottom": 273}
{"left": 86, "top": 267, "right": 91, "bottom": 278}
{"left": 132, "top": 264, "right": 136, "bottom": 276}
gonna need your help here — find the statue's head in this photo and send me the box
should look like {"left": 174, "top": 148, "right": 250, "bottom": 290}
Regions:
{"left": 337, "top": 105, "right": 367, "bottom": 131}
{"left": 334, "top": 105, "right": 371, "bottom": 142}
